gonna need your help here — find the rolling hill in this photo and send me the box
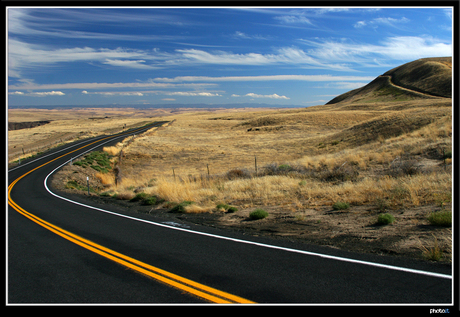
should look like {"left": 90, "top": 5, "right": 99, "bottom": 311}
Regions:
{"left": 326, "top": 57, "right": 452, "bottom": 104}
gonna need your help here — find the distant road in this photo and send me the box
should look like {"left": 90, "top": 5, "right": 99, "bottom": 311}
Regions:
{"left": 381, "top": 75, "right": 444, "bottom": 99}
{"left": 8, "top": 122, "right": 452, "bottom": 304}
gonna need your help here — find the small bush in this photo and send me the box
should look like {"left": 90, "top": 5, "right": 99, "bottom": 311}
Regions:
{"left": 278, "top": 164, "right": 292, "bottom": 172}
{"left": 317, "top": 164, "right": 359, "bottom": 183}
{"left": 170, "top": 201, "right": 194, "bottom": 213}
{"left": 249, "top": 209, "right": 268, "bottom": 220}
{"left": 332, "top": 201, "right": 350, "bottom": 210}
{"left": 227, "top": 206, "right": 238, "bottom": 213}
{"left": 130, "top": 192, "right": 148, "bottom": 202}
{"left": 143, "top": 196, "right": 157, "bottom": 205}
{"left": 226, "top": 168, "right": 251, "bottom": 180}
{"left": 216, "top": 203, "right": 230, "bottom": 210}
{"left": 216, "top": 203, "right": 238, "bottom": 213}
{"left": 427, "top": 210, "right": 451, "bottom": 227}
{"left": 377, "top": 213, "right": 395, "bottom": 225}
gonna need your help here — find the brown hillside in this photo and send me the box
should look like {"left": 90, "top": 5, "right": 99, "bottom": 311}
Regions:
{"left": 327, "top": 57, "right": 452, "bottom": 104}
{"left": 383, "top": 57, "right": 452, "bottom": 98}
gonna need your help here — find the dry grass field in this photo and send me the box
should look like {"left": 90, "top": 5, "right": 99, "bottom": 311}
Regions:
{"left": 42, "top": 98, "right": 453, "bottom": 262}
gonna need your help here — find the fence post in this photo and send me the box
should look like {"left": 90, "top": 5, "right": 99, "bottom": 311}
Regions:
{"left": 173, "top": 168, "right": 176, "bottom": 181}
{"left": 255, "top": 156, "right": 258, "bottom": 176}
{"left": 207, "top": 164, "right": 210, "bottom": 176}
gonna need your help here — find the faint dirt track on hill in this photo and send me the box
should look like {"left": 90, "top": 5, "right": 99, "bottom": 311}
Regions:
{"left": 383, "top": 75, "right": 445, "bottom": 98}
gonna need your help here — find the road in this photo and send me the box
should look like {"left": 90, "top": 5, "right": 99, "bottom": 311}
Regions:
{"left": 7, "top": 121, "right": 453, "bottom": 305}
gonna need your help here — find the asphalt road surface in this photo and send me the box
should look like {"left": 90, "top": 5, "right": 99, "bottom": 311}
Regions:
{"left": 7, "top": 121, "right": 453, "bottom": 306}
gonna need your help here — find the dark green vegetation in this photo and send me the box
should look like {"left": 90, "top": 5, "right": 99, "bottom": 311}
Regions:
{"left": 427, "top": 210, "right": 452, "bottom": 227}
{"left": 377, "top": 213, "right": 395, "bottom": 225}
{"left": 249, "top": 209, "right": 269, "bottom": 220}
{"left": 73, "top": 151, "right": 112, "bottom": 173}
{"left": 332, "top": 201, "right": 350, "bottom": 210}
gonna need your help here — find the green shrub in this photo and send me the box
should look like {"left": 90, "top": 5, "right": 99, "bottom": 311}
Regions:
{"left": 333, "top": 201, "right": 350, "bottom": 210}
{"left": 377, "top": 213, "right": 395, "bottom": 225}
{"left": 442, "top": 151, "right": 452, "bottom": 159}
{"left": 216, "top": 203, "right": 238, "bottom": 213}
{"left": 227, "top": 206, "right": 238, "bottom": 213}
{"left": 427, "top": 210, "right": 451, "bottom": 227}
{"left": 216, "top": 203, "right": 230, "bottom": 210}
{"left": 143, "top": 196, "right": 157, "bottom": 205}
{"left": 278, "top": 164, "right": 292, "bottom": 171}
{"left": 249, "top": 209, "right": 268, "bottom": 220}
{"left": 130, "top": 192, "right": 148, "bottom": 202}
{"left": 170, "top": 201, "right": 194, "bottom": 213}
{"left": 74, "top": 151, "right": 112, "bottom": 172}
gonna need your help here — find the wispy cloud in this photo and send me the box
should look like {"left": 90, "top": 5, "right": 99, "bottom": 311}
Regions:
{"left": 153, "top": 74, "right": 375, "bottom": 82}
{"left": 9, "top": 74, "right": 375, "bottom": 95}
{"left": 300, "top": 35, "right": 452, "bottom": 64}
{"left": 9, "top": 90, "right": 65, "bottom": 96}
{"left": 8, "top": 8, "right": 189, "bottom": 42}
{"left": 232, "top": 93, "right": 290, "bottom": 100}
{"left": 232, "top": 31, "right": 271, "bottom": 40}
{"left": 8, "top": 39, "right": 358, "bottom": 78}
{"left": 9, "top": 80, "right": 216, "bottom": 91}
{"left": 162, "top": 91, "right": 221, "bottom": 97}
{"left": 274, "top": 15, "right": 313, "bottom": 25}
{"left": 354, "top": 16, "right": 410, "bottom": 28}
{"left": 81, "top": 90, "right": 221, "bottom": 97}
{"left": 82, "top": 91, "right": 144, "bottom": 96}
{"left": 102, "top": 59, "right": 156, "bottom": 69}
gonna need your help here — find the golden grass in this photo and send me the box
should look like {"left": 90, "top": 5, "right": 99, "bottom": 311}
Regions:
{"left": 49, "top": 101, "right": 451, "bottom": 212}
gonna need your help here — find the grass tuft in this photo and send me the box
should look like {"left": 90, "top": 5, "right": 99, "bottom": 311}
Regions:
{"left": 427, "top": 210, "right": 451, "bottom": 227}
{"left": 249, "top": 209, "right": 268, "bottom": 220}
{"left": 377, "top": 213, "right": 395, "bottom": 225}
{"left": 332, "top": 201, "right": 350, "bottom": 210}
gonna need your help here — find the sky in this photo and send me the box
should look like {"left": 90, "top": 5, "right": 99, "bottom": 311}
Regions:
{"left": 7, "top": 6, "right": 454, "bottom": 108}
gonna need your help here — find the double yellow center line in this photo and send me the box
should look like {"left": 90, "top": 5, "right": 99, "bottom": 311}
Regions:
{"left": 8, "top": 124, "right": 255, "bottom": 304}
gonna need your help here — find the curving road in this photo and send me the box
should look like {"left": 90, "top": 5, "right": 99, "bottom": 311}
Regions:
{"left": 8, "top": 122, "right": 453, "bottom": 305}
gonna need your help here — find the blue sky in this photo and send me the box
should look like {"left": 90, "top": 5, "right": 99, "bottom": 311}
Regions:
{"left": 7, "top": 6, "right": 453, "bottom": 107}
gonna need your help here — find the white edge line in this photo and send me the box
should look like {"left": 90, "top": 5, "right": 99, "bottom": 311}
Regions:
{"left": 41, "top": 135, "right": 452, "bottom": 281}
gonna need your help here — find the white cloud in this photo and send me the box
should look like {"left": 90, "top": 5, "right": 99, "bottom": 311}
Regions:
{"left": 275, "top": 15, "right": 313, "bottom": 25}
{"left": 233, "top": 93, "right": 290, "bottom": 100}
{"left": 302, "top": 36, "right": 452, "bottom": 63}
{"left": 8, "top": 38, "right": 358, "bottom": 78}
{"left": 103, "top": 59, "right": 156, "bottom": 69}
{"left": 9, "top": 81, "right": 216, "bottom": 91}
{"left": 12, "top": 91, "right": 66, "bottom": 97}
{"left": 233, "top": 31, "right": 270, "bottom": 40}
{"left": 353, "top": 16, "right": 409, "bottom": 28}
{"left": 153, "top": 74, "right": 374, "bottom": 82}
{"left": 164, "top": 92, "right": 221, "bottom": 97}
{"left": 83, "top": 91, "right": 145, "bottom": 96}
